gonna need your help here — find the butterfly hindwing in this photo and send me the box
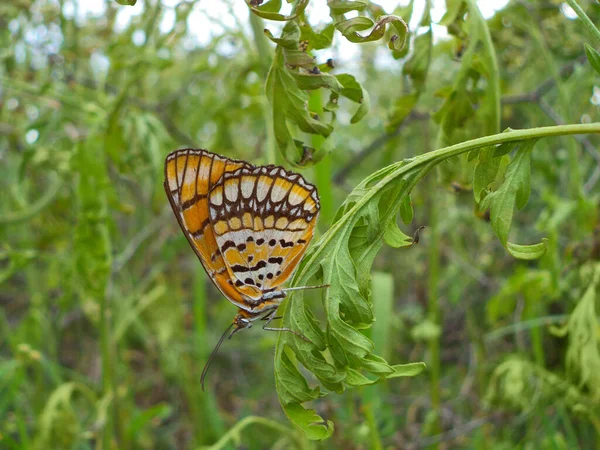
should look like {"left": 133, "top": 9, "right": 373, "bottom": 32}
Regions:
{"left": 208, "top": 165, "right": 320, "bottom": 293}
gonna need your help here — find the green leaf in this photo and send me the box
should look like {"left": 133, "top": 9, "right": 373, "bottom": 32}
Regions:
{"left": 473, "top": 144, "right": 514, "bottom": 203}
{"left": 300, "top": 23, "right": 335, "bottom": 50}
{"left": 383, "top": 220, "right": 413, "bottom": 248}
{"left": 247, "top": 0, "right": 308, "bottom": 21}
{"left": 403, "top": 30, "right": 432, "bottom": 87}
{"left": 333, "top": 13, "right": 408, "bottom": 53}
{"left": 114, "top": 0, "right": 136, "bottom": 4}
{"left": 266, "top": 49, "right": 333, "bottom": 164}
{"left": 335, "top": 73, "right": 370, "bottom": 123}
{"left": 264, "top": 28, "right": 298, "bottom": 49}
{"left": 492, "top": 141, "right": 517, "bottom": 158}
{"left": 328, "top": 0, "right": 368, "bottom": 15}
{"left": 386, "top": 92, "right": 419, "bottom": 132}
{"left": 292, "top": 72, "right": 342, "bottom": 92}
{"left": 439, "top": 0, "right": 467, "bottom": 29}
{"left": 506, "top": 240, "right": 548, "bottom": 260}
{"left": 274, "top": 163, "right": 426, "bottom": 438}
{"left": 479, "top": 140, "right": 535, "bottom": 246}
{"left": 399, "top": 193, "right": 413, "bottom": 224}
{"left": 584, "top": 43, "right": 600, "bottom": 76}
{"left": 255, "top": 0, "right": 281, "bottom": 13}
{"left": 281, "top": 403, "right": 334, "bottom": 441}
{"left": 388, "top": 362, "right": 427, "bottom": 378}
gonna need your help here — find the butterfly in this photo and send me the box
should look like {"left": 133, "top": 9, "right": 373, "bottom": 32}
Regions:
{"left": 164, "top": 148, "right": 325, "bottom": 388}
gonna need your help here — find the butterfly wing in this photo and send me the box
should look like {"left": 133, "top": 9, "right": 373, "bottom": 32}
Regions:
{"left": 208, "top": 165, "right": 320, "bottom": 295}
{"left": 164, "top": 148, "right": 261, "bottom": 309}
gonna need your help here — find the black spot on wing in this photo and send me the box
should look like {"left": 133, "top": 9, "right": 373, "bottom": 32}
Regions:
{"left": 279, "top": 239, "right": 294, "bottom": 248}
{"left": 220, "top": 240, "right": 236, "bottom": 252}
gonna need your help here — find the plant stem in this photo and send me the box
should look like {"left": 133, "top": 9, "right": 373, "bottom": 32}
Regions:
{"left": 426, "top": 169, "right": 441, "bottom": 442}
{"left": 565, "top": 0, "right": 600, "bottom": 45}
{"left": 309, "top": 89, "right": 334, "bottom": 228}
{"left": 207, "top": 416, "right": 306, "bottom": 450}
{"left": 467, "top": 0, "right": 500, "bottom": 134}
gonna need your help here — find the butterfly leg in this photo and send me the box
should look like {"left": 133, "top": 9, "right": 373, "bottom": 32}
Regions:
{"left": 281, "top": 284, "right": 330, "bottom": 293}
{"left": 261, "top": 315, "right": 282, "bottom": 321}
{"left": 262, "top": 309, "right": 313, "bottom": 344}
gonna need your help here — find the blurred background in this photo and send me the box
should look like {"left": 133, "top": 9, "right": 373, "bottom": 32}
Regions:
{"left": 2, "top": 0, "right": 600, "bottom": 448}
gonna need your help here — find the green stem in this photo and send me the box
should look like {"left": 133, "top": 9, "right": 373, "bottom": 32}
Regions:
{"left": 309, "top": 89, "right": 334, "bottom": 227}
{"left": 249, "top": 12, "right": 272, "bottom": 74}
{"left": 207, "top": 416, "right": 306, "bottom": 450}
{"left": 426, "top": 170, "right": 441, "bottom": 441}
{"left": 564, "top": 0, "right": 600, "bottom": 45}
{"left": 100, "top": 287, "right": 113, "bottom": 450}
{"left": 467, "top": 0, "right": 500, "bottom": 134}
{"left": 363, "top": 402, "right": 383, "bottom": 450}
{"left": 249, "top": 12, "right": 276, "bottom": 165}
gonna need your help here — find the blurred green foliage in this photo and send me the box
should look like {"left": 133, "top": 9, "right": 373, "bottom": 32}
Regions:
{"left": 3, "top": 0, "right": 600, "bottom": 448}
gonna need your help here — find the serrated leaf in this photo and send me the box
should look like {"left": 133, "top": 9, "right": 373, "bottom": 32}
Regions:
{"left": 585, "top": 43, "right": 600, "bottom": 76}
{"left": 506, "top": 240, "right": 548, "bottom": 260}
{"left": 274, "top": 165, "right": 425, "bottom": 438}
{"left": 281, "top": 403, "right": 334, "bottom": 440}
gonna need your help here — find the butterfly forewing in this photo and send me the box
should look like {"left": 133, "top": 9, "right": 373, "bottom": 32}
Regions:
{"left": 208, "top": 165, "right": 320, "bottom": 293}
{"left": 164, "top": 149, "right": 262, "bottom": 308}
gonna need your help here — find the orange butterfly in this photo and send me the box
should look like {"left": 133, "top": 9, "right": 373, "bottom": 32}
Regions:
{"left": 164, "top": 148, "right": 325, "bottom": 388}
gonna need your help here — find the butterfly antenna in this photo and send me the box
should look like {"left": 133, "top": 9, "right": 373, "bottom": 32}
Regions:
{"left": 201, "top": 322, "right": 236, "bottom": 391}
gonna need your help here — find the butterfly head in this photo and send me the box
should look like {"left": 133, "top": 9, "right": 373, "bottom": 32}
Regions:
{"left": 231, "top": 313, "right": 253, "bottom": 336}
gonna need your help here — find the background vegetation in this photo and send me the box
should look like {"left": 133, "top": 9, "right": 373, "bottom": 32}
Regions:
{"left": 3, "top": 0, "right": 600, "bottom": 448}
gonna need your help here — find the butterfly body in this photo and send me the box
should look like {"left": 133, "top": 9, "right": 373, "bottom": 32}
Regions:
{"left": 164, "top": 148, "right": 320, "bottom": 335}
